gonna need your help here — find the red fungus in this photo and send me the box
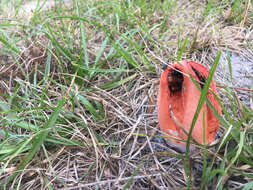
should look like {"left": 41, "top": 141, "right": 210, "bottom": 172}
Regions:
{"left": 157, "top": 60, "right": 222, "bottom": 145}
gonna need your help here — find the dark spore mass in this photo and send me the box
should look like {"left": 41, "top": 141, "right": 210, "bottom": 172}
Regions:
{"left": 191, "top": 66, "right": 206, "bottom": 89}
{"left": 168, "top": 68, "right": 184, "bottom": 93}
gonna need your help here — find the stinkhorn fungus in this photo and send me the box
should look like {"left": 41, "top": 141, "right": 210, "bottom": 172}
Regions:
{"left": 157, "top": 60, "right": 221, "bottom": 145}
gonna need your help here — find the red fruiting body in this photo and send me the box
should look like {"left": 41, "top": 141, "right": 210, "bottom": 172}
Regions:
{"left": 157, "top": 60, "right": 222, "bottom": 145}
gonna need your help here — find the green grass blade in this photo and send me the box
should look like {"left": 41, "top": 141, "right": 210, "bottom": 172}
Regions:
{"left": 90, "top": 37, "right": 109, "bottom": 78}
{"left": 44, "top": 41, "right": 52, "bottom": 83}
{"left": 4, "top": 98, "right": 66, "bottom": 185}
{"left": 75, "top": 0, "right": 89, "bottom": 67}
{"left": 216, "top": 131, "right": 245, "bottom": 188}
{"left": 122, "top": 162, "right": 143, "bottom": 190}
{"left": 226, "top": 46, "right": 233, "bottom": 81}
{"left": 0, "top": 136, "right": 34, "bottom": 182}
{"left": 185, "top": 50, "right": 221, "bottom": 189}
{"left": 177, "top": 37, "right": 188, "bottom": 61}
{"left": 202, "top": 0, "right": 213, "bottom": 21}
{"left": 94, "top": 101, "right": 105, "bottom": 119}
{"left": 0, "top": 33, "right": 20, "bottom": 54}
{"left": 111, "top": 42, "right": 139, "bottom": 69}
{"left": 79, "top": 163, "right": 95, "bottom": 181}
{"left": 242, "top": 181, "right": 253, "bottom": 190}
{"left": 98, "top": 73, "right": 137, "bottom": 90}
{"left": 44, "top": 24, "right": 76, "bottom": 61}
{"left": 95, "top": 37, "right": 108, "bottom": 66}
{"left": 107, "top": 29, "right": 138, "bottom": 57}
{"left": 71, "top": 62, "right": 131, "bottom": 73}
{"left": 52, "top": 15, "right": 140, "bottom": 69}
{"left": 77, "top": 94, "right": 103, "bottom": 120}
{"left": 200, "top": 111, "right": 208, "bottom": 189}
{"left": 207, "top": 169, "right": 225, "bottom": 181}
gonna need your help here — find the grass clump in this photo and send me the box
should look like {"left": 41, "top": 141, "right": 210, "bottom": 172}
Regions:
{"left": 0, "top": 0, "right": 252, "bottom": 189}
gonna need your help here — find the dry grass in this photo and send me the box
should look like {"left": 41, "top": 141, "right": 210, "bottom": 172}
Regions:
{"left": 0, "top": 0, "right": 253, "bottom": 189}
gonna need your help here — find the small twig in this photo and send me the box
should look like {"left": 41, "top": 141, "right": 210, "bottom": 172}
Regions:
{"left": 234, "top": 91, "right": 244, "bottom": 118}
{"left": 169, "top": 104, "right": 189, "bottom": 138}
{"left": 59, "top": 173, "right": 163, "bottom": 190}
{"left": 240, "top": 0, "right": 250, "bottom": 28}
{"left": 169, "top": 104, "right": 198, "bottom": 144}
{"left": 250, "top": 86, "right": 253, "bottom": 110}
{"left": 0, "top": 63, "right": 16, "bottom": 74}
{"left": 216, "top": 84, "right": 253, "bottom": 92}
